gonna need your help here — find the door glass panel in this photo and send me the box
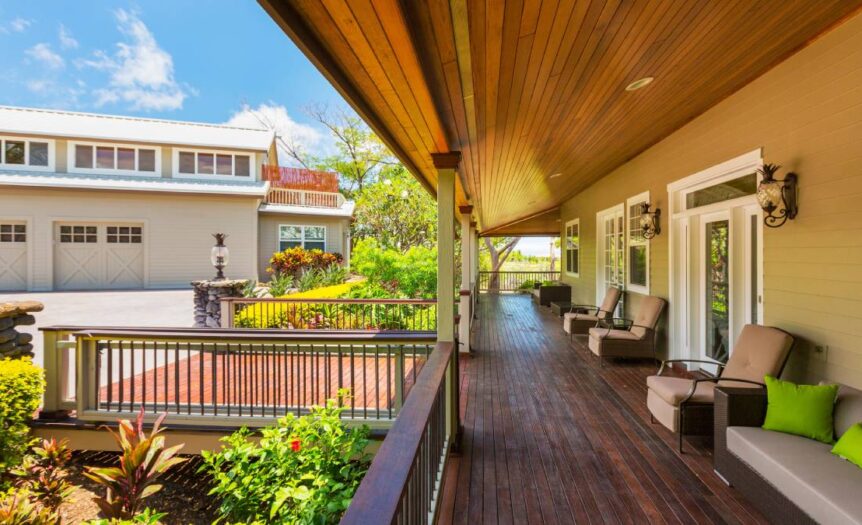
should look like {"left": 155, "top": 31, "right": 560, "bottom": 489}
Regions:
{"left": 705, "top": 220, "right": 730, "bottom": 363}
{"left": 686, "top": 173, "right": 756, "bottom": 209}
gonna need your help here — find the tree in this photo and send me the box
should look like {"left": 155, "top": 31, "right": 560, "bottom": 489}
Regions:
{"left": 353, "top": 164, "right": 437, "bottom": 250}
{"left": 482, "top": 237, "right": 520, "bottom": 291}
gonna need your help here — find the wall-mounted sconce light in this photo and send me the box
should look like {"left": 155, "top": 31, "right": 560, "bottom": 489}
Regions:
{"left": 756, "top": 163, "right": 798, "bottom": 228}
{"left": 211, "top": 233, "right": 229, "bottom": 280}
{"left": 640, "top": 203, "right": 661, "bottom": 239}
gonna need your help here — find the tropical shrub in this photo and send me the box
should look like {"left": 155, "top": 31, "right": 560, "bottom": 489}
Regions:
{"left": 82, "top": 508, "right": 166, "bottom": 525}
{"left": 234, "top": 281, "right": 364, "bottom": 329}
{"left": 0, "top": 358, "right": 45, "bottom": 477}
{"left": 84, "top": 411, "right": 186, "bottom": 520}
{"left": 319, "top": 263, "right": 348, "bottom": 287}
{"left": 267, "top": 247, "right": 343, "bottom": 278}
{"left": 240, "top": 279, "right": 261, "bottom": 299}
{"left": 296, "top": 267, "right": 324, "bottom": 292}
{"left": 201, "top": 391, "right": 371, "bottom": 524}
{"left": 267, "top": 272, "right": 294, "bottom": 297}
{"left": 12, "top": 438, "right": 73, "bottom": 513}
{"left": 351, "top": 239, "right": 436, "bottom": 298}
{"left": 0, "top": 488, "right": 59, "bottom": 525}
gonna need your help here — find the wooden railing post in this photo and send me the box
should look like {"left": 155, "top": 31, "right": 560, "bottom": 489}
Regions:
{"left": 41, "top": 330, "right": 61, "bottom": 415}
{"left": 394, "top": 346, "right": 404, "bottom": 412}
{"left": 76, "top": 337, "right": 97, "bottom": 415}
{"left": 220, "top": 298, "right": 236, "bottom": 328}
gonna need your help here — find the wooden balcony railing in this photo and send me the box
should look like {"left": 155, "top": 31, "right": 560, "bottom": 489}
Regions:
{"left": 341, "top": 341, "right": 456, "bottom": 525}
{"left": 262, "top": 165, "right": 339, "bottom": 193}
{"left": 266, "top": 187, "right": 345, "bottom": 208}
{"left": 41, "top": 327, "right": 436, "bottom": 429}
{"left": 221, "top": 297, "right": 437, "bottom": 331}
{"left": 477, "top": 270, "right": 561, "bottom": 292}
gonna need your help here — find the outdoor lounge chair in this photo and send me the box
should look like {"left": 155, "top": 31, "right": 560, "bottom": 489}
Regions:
{"left": 562, "top": 287, "right": 621, "bottom": 337}
{"left": 646, "top": 324, "right": 794, "bottom": 452}
{"left": 586, "top": 295, "right": 665, "bottom": 366}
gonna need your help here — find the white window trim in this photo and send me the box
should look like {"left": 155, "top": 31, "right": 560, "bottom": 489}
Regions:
{"left": 0, "top": 136, "right": 55, "bottom": 172}
{"left": 67, "top": 141, "right": 161, "bottom": 177}
{"left": 277, "top": 224, "right": 327, "bottom": 251}
{"left": 564, "top": 218, "right": 580, "bottom": 277}
{"left": 626, "top": 191, "right": 650, "bottom": 295}
{"left": 172, "top": 148, "right": 256, "bottom": 181}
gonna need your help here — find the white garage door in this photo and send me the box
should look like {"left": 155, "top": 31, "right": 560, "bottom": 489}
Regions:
{"left": 0, "top": 222, "right": 28, "bottom": 291}
{"left": 54, "top": 223, "right": 145, "bottom": 290}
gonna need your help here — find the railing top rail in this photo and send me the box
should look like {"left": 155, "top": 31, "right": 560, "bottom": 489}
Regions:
{"left": 224, "top": 297, "right": 437, "bottom": 305}
{"left": 340, "top": 341, "right": 454, "bottom": 525}
{"left": 39, "top": 326, "right": 436, "bottom": 343}
{"left": 478, "top": 270, "right": 560, "bottom": 274}
{"left": 268, "top": 187, "right": 341, "bottom": 196}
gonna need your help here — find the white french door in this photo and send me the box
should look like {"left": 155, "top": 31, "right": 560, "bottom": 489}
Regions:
{"left": 596, "top": 205, "right": 625, "bottom": 313}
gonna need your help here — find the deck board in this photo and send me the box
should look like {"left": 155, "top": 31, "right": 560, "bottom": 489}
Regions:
{"left": 438, "top": 294, "right": 766, "bottom": 525}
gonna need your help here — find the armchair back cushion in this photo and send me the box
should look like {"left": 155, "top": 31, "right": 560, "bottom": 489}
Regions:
{"left": 597, "top": 287, "right": 621, "bottom": 320}
{"left": 629, "top": 295, "right": 666, "bottom": 338}
{"left": 719, "top": 325, "right": 793, "bottom": 384}
{"left": 831, "top": 383, "right": 862, "bottom": 439}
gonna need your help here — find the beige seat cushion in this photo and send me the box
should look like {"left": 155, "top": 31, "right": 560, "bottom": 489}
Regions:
{"left": 588, "top": 327, "right": 641, "bottom": 341}
{"left": 647, "top": 375, "right": 716, "bottom": 405}
{"left": 563, "top": 312, "right": 599, "bottom": 334}
{"left": 727, "top": 426, "right": 862, "bottom": 525}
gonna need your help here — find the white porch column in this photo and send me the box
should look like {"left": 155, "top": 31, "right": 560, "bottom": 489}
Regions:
{"left": 470, "top": 222, "right": 479, "bottom": 289}
{"left": 432, "top": 152, "right": 460, "bottom": 343}
{"left": 458, "top": 206, "right": 473, "bottom": 353}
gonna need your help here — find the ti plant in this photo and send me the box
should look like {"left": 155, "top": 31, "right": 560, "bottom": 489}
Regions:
{"left": 12, "top": 438, "right": 74, "bottom": 512}
{"left": 84, "top": 410, "right": 186, "bottom": 520}
{"left": 0, "top": 489, "right": 59, "bottom": 525}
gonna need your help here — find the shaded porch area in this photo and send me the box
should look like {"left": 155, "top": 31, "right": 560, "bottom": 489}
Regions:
{"left": 439, "top": 294, "right": 765, "bottom": 524}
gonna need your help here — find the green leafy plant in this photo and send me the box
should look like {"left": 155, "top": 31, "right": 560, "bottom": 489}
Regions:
{"left": 201, "top": 391, "right": 371, "bottom": 524}
{"left": 12, "top": 438, "right": 73, "bottom": 512}
{"left": 83, "top": 508, "right": 166, "bottom": 525}
{"left": 84, "top": 411, "right": 186, "bottom": 520}
{"left": 351, "top": 239, "right": 436, "bottom": 298}
{"left": 267, "top": 272, "right": 294, "bottom": 298}
{"left": 0, "top": 488, "right": 59, "bottom": 525}
{"left": 319, "top": 263, "right": 348, "bottom": 287}
{"left": 0, "top": 358, "right": 45, "bottom": 480}
{"left": 297, "top": 267, "right": 324, "bottom": 292}
{"left": 241, "top": 279, "right": 261, "bottom": 299}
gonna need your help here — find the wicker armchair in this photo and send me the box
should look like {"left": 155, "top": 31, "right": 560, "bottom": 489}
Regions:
{"left": 562, "top": 287, "right": 621, "bottom": 338}
{"left": 646, "top": 324, "right": 794, "bottom": 452}
{"left": 586, "top": 295, "right": 665, "bottom": 366}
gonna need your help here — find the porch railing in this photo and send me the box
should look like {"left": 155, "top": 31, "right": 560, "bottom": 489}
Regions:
{"left": 221, "top": 297, "right": 437, "bottom": 331}
{"left": 41, "top": 327, "right": 435, "bottom": 429}
{"left": 341, "top": 341, "right": 456, "bottom": 525}
{"left": 477, "top": 271, "right": 561, "bottom": 292}
{"left": 266, "top": 187, "right": 345, "bottom": 208}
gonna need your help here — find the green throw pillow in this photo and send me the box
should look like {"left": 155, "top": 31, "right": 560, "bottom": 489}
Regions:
{"left": 832, "top": 423, "right": 862, "bottom": 469}
{"left": 762, "top": 375, "right": 838, "bottom": 444}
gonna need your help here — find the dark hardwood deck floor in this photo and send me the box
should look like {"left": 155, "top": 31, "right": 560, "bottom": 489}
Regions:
{"left": 438, "top": 294, "right": 766, "bottom": 525}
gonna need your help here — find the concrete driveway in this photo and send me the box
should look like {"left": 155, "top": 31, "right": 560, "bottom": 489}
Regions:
{"left": 0, "top": 289, "right": 193, "bottom": 367}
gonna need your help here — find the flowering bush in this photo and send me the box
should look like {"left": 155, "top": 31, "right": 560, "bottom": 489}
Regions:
{"left": 234, "top": 281, "right": 364, "bottom": 328}
{"left": 201, "top": 391, "right": 371, "bottom": 524}
{"left": 267, "top": 247, "right": 343, "bottom": 278}
{"left": 0, "top": 358, "right": 45, "bottom": 479}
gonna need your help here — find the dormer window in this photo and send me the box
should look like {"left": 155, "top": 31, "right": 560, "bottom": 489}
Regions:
{"left": 175, "top": 149, "right": 254, "bottom": 179}
{"left": 70, "top": 142, "right": 160, "bottom": 176}
{"left": 0, "top": 136, "right": 54, "bottom": 171}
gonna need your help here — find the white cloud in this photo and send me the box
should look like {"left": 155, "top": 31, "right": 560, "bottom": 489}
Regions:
{"left": 58, "top": 24, "right": 78, "bottom": 49}
{"left": 225, "top": 103, "right": 326, "bottom": 164}
{"left": 81, "top": 9, "right": 190, "bottom": 111}
{"left": 9, "top": 17, "right": 31, "bottom": 33}
{"left": 26, "top": 43, "right": 64, "bottom": 69}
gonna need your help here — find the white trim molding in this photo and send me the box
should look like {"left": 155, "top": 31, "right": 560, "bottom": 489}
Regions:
{"left": 67, "top": 140, "right": 161, "bottom": 177}
{"left": 0, "top": 135, "right": 55, "bottom": 172}
{"left": 172, "top": 147, "right": 257, "bottom": 181}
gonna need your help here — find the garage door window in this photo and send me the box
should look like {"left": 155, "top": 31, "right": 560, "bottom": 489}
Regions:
{"left": 0, "top": 224, "right": 25, "bottom": 243}
{"left": 107, "top": 226, "right": 143, "bottom": 243}
{"left": 60, "top": 225, "right": 97, "bottom": 243}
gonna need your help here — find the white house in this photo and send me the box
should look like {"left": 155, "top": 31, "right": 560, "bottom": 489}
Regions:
{"left": 0, "top": 106, "right": 353, "bottom": 291}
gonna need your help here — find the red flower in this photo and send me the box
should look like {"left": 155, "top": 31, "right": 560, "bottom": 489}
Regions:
{"left": 290, "top": 439, "right": 301, "bottom": 452}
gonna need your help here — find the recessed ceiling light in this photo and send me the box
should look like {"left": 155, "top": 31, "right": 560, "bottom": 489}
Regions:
{"left": 549, "top": 173, "right": 562, "bottom": 179}
{"left": 625, "top": 77, "right": 654, "bottom": 92}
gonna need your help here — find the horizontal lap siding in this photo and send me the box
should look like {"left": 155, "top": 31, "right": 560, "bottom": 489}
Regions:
{"left": 560, "top": 12, "right": 862, "bottom": 387}
{"left": 0, "top": 187, "right": 260, "bottom": 290}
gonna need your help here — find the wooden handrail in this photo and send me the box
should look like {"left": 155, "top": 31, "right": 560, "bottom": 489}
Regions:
{"left": 224, "top": 297, "right": 436, "bottom": 305}
{"left": 341, "top": 341, "right": 455, "bottom": 525}
{"left": 40, "top": 325, "right": 435, "bottom": 342}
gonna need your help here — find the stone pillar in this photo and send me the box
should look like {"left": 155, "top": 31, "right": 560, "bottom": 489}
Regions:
{"left": 0, "top": 301, "right": 42, "bottom": 358}
{"left": 432, "top": 152, "right": 460, "bottom": 343}
{"left": 191, "top": 279, "right": 249, "bottom": 328}
{"left": 458, "top": 206, "right": 473, "bottom": 353}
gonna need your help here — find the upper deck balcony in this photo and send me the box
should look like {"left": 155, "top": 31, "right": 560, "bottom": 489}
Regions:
{"left": 262, "top": 165, "right": 346, "bottom": 209}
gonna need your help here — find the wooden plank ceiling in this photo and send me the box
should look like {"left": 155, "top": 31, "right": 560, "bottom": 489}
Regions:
{"left": 260, "top": 0, "right": 862, "bottom": 235}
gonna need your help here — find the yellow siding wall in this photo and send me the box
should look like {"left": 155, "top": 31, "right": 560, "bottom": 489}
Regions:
{"left": 560, "top": 12, "right": 862, "bottom": 388}
{"left": 257, "top": 214, "right": 350, "bottom": 278}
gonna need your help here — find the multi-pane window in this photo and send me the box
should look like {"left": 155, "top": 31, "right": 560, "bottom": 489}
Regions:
{"left": 59, "top": 225, "right": 97, "bottom": 243}
{"left": 73, "top": 143, "right": 157, "bottom": 174}
{"left": 278, "top": 225, "right": 326, "bottom": 251}
{"left": 565, "top": 219, "right": 580, "bottom": 276}
{"left": 177, "top": 150, "right": 252, "bottom": 178}
{"left": 0, "top": 137, "right": 52, "bottom": 169}
{"left": 107, "top": 226, "right": 143, "bottom": 244}
{"left": 627, "top": 193, "right": 650, "bottom": 293}
{"left": 0, "top": 224, "right": 26, "bottom": 243}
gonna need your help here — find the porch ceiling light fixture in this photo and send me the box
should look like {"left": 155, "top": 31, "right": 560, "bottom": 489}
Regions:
{"left": 211, "top": 233, "right": 230, "bottom": 280}
{"left": 640, "top": 203, "right": 661, "bottom": 239}
{"left": 625, "top": 77, "right": 654, "bottom": 92}
{"left": 756, "top": 163, "right": 798, "bottom": 228}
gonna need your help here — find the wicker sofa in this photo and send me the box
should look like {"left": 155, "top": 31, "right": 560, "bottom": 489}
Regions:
{"left": 714, "top": 384, "right": 862, "bottom": 524}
